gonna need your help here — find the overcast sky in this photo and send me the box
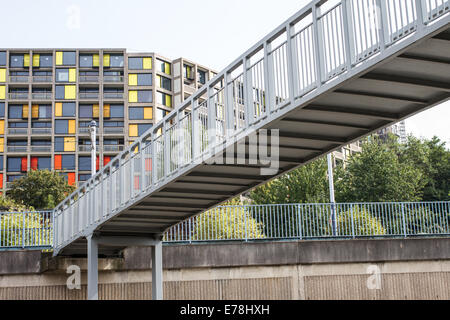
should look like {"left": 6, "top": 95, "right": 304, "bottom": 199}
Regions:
{"left": 1, "top": 0, "right": 448, "bottom": 144}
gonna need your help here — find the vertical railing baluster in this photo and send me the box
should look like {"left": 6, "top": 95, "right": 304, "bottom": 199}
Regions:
{"left": 312, "top": 2, "right": 324, "bottom": 86}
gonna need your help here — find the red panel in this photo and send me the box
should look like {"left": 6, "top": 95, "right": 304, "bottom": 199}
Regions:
{"left": 134, "top": 176, "right": 140, "bottom": 190}
{"left": 104, "top": 156, "right": 111, "bottom": 166}
{"left": 145, "top": 158, "right": 152, "bottom": 172}
{"left": 0, "top": 173, "right": 3, "bottom": 189}
{"left": 54, "top": 155, "right": 62, "bottom": 170}
{"left": 31, "top": 157, "right": 38, "bottom": 171}
{"left": 21, "top": 157, "right": 27, "bottom": 172}
{"left": 96, "top": 156, "right": 100, "bottom": 171}
{"left": 67, "top": 173, "right": 76, "bottom": 186}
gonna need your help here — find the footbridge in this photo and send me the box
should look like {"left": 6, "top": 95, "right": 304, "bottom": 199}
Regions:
{"left": 52, "top": 0, "right": 450, "bottom": 299}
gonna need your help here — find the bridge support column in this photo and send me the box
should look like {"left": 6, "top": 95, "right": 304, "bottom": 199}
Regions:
{"left": 152, "top": 240, "right": 163, "bottom": 300}
{"left": 87, "top": 235, "right": 99, "bottom": 300}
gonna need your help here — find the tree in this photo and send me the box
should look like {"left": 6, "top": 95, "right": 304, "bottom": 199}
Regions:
{"left": 337, "top": 206, "right": 386, "bottom": 236}
{"left": 7, "top": 170, "right": 76, "bottom": 210}
{"left": 335, "top": 136, "right": 426, "bottom": 202}
{"left": 250, "top": 158, "right": 330, "bottom": 204}
{"left": 0, "top": 195, "right": 32, "bottom": 212}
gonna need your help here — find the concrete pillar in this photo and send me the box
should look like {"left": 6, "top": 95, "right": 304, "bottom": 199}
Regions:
{"left": 152, "top": 241, "right": 163, "bottom": 300}
{"left": 87, "top": 235, "right": 99, "bottom": 300}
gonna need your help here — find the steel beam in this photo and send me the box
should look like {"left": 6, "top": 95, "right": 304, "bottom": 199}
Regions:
{"left": 152, "top": 241, "right": 163, "bottom": 300}
{"left": 87, "top": 235, "right": 98, "bottom": 301}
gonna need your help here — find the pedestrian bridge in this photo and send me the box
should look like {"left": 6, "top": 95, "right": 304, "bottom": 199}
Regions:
{"left": 51, "top": 0, "right": 449, "bottom": 299}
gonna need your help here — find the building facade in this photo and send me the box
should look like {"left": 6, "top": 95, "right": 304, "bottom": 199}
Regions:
{"left": 0, "top": 49, "right": 215, "bottom": 191}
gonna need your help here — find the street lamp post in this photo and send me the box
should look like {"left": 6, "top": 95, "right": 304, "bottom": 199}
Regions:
{"left": 327, "top": 153, "right": 338, "bottom": 236}
{"left": 89, "top": 120, "right": 97, "bottom": 178}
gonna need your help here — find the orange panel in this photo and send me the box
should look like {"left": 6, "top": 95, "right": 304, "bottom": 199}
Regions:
{"left": 0, "top": 173, "right": 3, "bottom": 189}
{"left": 67, "top": 173, "right": 76, "bottom": 186}
{"left": 104, "top": 156, "right": 111, "bottom": 166}
{"left": 96, "top": 156, "right": 100, "bottom": 171}
{"left": 145, "top": 158, "right": 152, "bottom": 172}
{"left": 21, "top": 157, "right": 27, "bottom": 172}
{"left": 134, "top": 176, "right": 140, "bottom": 190}
{"left": 54, "top": 155, "right": 62, "bottom": 170}
{"left": 31, "top": 157, "right": 38, "bottom": 171}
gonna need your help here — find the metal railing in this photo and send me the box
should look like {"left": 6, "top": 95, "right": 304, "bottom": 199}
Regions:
{"left": 53, "top": 0, "right": 450, "bottom": 252}
{"left": 79, "top": 92, "right": 99, "bottom": 99}
{"left": 9, "top": 93, "right": 29, "bottom": 100}
{"left": 103, "top": 76, "right": 124, "bottom": 83}
{"left": 32, "top": 93, "right": 52, "bottom": 100}
{"left": 0, "top": 211, "right": 53, "bottom": 250}
{"left": 9, "top": 76, "right": 29, "bottom": 83}
{"left": 79, "top": 76, "right": 99, "bottom": 83}
{"left": 165, "top": 202, "right": 450, "bottom": 242}
{"left": 33, "top": 76, "right": 52, "bottom": 83}
{"left": 103, "top": 92, "right": 124, "bottom": 99}
{"left": 1, "top": 202, "right": 449, "bottom": 251}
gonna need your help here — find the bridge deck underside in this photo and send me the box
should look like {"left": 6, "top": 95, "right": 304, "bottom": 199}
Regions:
{"left": 59, "top": 27, "right": 450, "bottom": 257}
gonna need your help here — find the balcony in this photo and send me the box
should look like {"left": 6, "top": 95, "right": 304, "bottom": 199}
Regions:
{"left": 79, "top": 92, "right": 99, "bottom": 99}
{"left": 9, "top": 76, "right": 29, "bottom": 83}
{"left": 103, "top": 92, "right": 124, "bottom": 99}
{"left": 78, "top": 145, "right": 92, "bottom": 152}
{"left": 32, "top": 92, "right": 52, "bottom": 100}
{"left": 9, "top": 93, "right": 29, "bottom": 100}
{"left": 79, "top": 76, "right": 99, "bottom": 83}
{"left": 31, "top": 128, "right": 52, "bottom": 135}
{"left": 103, "top": 127, "right": 124, "bottom": 134}
{"left": 103, "top": 75, "right": 124, "bottom": 83}
{"left": 104, "top": 145, "right": 124, "bottom": 152}
{"left": 33, "top": 76, "right": 52, "bottom": 83}
{"left": 78, "top": 127, "right": 90, "bottom": 134}
{"left": 7, "top": 146, "right": 28, "bottom": 153}
{"left": 8, "top": 128, "right": 29, "bottom": 135}
{"left": 30, "top": 146, "right": 52, "bottom": 152}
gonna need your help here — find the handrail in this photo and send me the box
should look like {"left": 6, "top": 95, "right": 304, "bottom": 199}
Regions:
{"left": 52, "top": 0, "right": 450, "bottom": 252}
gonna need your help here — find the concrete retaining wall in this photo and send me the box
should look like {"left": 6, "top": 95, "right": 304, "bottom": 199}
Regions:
{"left": 1, "top": 238, "right": 449, "bottom": 300}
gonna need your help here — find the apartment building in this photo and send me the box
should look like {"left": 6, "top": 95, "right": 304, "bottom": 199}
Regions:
{"left": 0, "top": 49, "right": 215, "bottom": 191}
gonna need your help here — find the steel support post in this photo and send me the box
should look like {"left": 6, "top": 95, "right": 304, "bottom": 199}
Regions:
{"left": 87, "top": 234, "right": 99, "bottom": 300}
{"left": 152, "top": 241, "right": 163, "bottom": 300}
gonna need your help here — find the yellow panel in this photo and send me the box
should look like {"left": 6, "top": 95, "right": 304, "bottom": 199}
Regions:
{"left": 128, "top": 74, "right": 137, "bottom": 86}
{"left": 166, "top": 94, "right": 172, "bottom": 107}
{"left": 93, "top": 104, "right": 99, "bottom": 118}
{"left": 143, "top": 57, "right": 152, "bottom": 70}
{"left": 0, "top": 86, "right": 4, "bottom": 100}
{"left": 0, "top": 120, "right": 4, "bottom": 135}
{"left": 55, "top": 103, "right": 63, "bottom": 117}
{"left": 32, "top": 105, "right": 39, "bottom": 118}
{"left": 64, "top": 137, "right": 76, "bottom": 152}
{"left": 33, "top": 54, "right": 40, "bottom": 67}
{"left": 165, "top": 62, "right": 171, "bottom": 75}
{"left": 56, "top": 52, "right": 63, "bottom": 65}
{"left": 103, "top": 104, "right": 110, "bottom": 118}
{"left": 128, "top": 90, "right": 138, "bottom": 103}
{"left": 103, "top": 54, "right": 110, "bottom": 67}
{"left": 0, "top": 69, "right": 5, "bottom": 83}
{"left": 69, "top": 68, "right": 76, "bottom": 82}
{"left": 65, "top": 85, "right": 76, "bottom": 100}
{"left": 144, "top": 107, "right": 153, "bottom": 120}
{"left": 129, "top": 124, "right": 138, "bottom": 137}
{"left": 156, "top": 75, "right": 161, "bottom": 87}
{"left": 93, "top": 54, "right": 100, "bottom": 67}
{"left": 24, "top": 54, "right": 30, "bottom": 67}
{"left": 68, "top": 120, "right": 76, "bottom": 134}
{"left": 0, "top": 138, "right": 4, "bottom": 152}
{"left": 22, "top": 105, "right": 29, "bottom": 118}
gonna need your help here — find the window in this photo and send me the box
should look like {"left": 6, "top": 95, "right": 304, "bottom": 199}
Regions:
{"left": 79, "top": 55, "right": 93, "bottom": 68}
{"left": 128, "top": 57, "right": 152, "bottom": 70}
{"left": 55, "top": 102, "right": 76, "bottom": 117}
{"left": 157, "top": 75, "right": 171, "bottom": 90}
{"left": 157, "top": 59, "right": 171, "bottom": 75}
{"left": 0, "top": 103, "right": 4, "bottom": 117}
{"left": 39, "top": 55, "right": 53, "bottom": 68}
{"left": 31, "top": 140, "right": 51, "bottom": 146}
{"left": 198, "top": 70, "right": 207, "bottom": 84}
{"left": 110, "top": 105, "right": 124, "bottom": 118}
{"left": 0, "top": 52, "right": 5, "bottom": 66}
{"left": 129, "top": 90, "right": 152, "bottom": 103}
{"left": 56, "top": 51, "right": 76, "bottom": 66}
{"left": 104, "top": 139, "right": 123, "bottom": 145}
{"left": 110, "top": 54, "right": 124, "bottom": 67}
{"left": 104, "top": 121, "right": 124, "bottom": 128}
{"left": 35, "top": 157, "right": 51, "bottom": 170}
{"left": 55, "top": 85, "right": 76, "bottom": 100}
{"left": 9, "top": 122, "right": 27, "bottom": 128}
{"left": 55, "top": 137, "right": 64, "bottom": 152}
{"left": 184, "top": 65, "right": 193, "bottom": 79}
{"left": 79, "top": 156, "right": 91, "bottom": 171}
{"left": 56, "top": 69, "right": 69, "bottom": 82}
{"left": 8, "top": 105, "right": 23, "bottom": 119}
{"left": 0, "top": 156, "right": 3, "bottom": 170}
{"left": 129, "top": 107, "right": 152, "bottom": 120}
{"left": 33, "top": 105, "right": 52, "bottom": 119}
{"left": 10, "top": 55, "right": 24, "bottom": 68}
{"left": 156, "top": 92, "right": 172, "bottom": 107}
{"left": 32, "top": 121, "right": 51, "bottom": 128}
{"left": 7, "top": 158, "right": 22, "bottom": 172}
{"left": 129, "top": 124, "right": 153, "bottom": 137}
{"left": 55, "top": 119, "right": 76, "bottom": 134}
{"left": 61, "top": 155, "right": 75, "bottom": 170}
{"left": 129, "top": 73, "right": 152, "bottom": 86}
{"left": 79, "top": 174, "right": 91, "bottom": 182}
{"left": 79, "top": 105, "right": 93, "bottom": 118}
